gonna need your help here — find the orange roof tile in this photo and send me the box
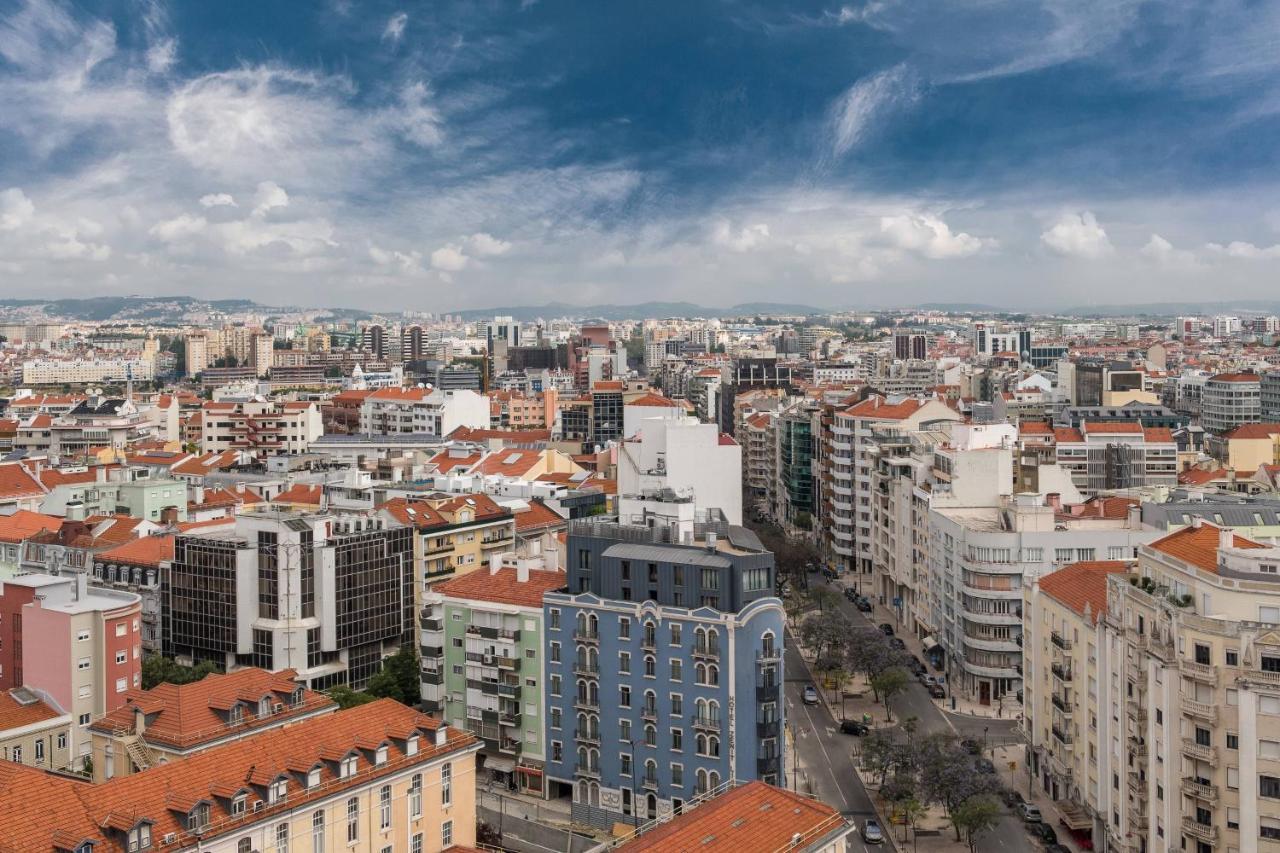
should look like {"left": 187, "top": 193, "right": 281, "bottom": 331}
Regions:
{"left": 1210, "top": 372, "right": 1261, "bottom": 382}
{"left": 0, "top": 688, "right": 64, "bottom": 732}
{"left": 1018, "top": 421, "right": 1054, "bottom": 435}
{"left": 513, "top": 498, "right": 566, "bottom": 532}
{"left": 1143, "top": 427, "right": 1175, "bottom": 442}
{"left": 626, "top": 393, "right": 682, "bottom": 408}
{"left": 1148, "top": 522, "right": 1266, "bottom": 573}
{"left": 618, "top": 781, "right": 845, "bottom": 852}
{"left": 843, "top": 396, "right": 928, "bottom": 421}
{"left": 448, "top": 426, "right": 552, "bottom": 443}
{"left": 367, "top": 386, "right": 428, "bottom": 401}
{"left": 470, "top": 449, "right": 544, "bottom": 478}
{"left": 1223, "top": 423, "right": 1280, "bottom": 440}
{"left": 1053, "top": 427, "right": 1085, "bottom": 442}
{"left": 0, "top": 510, "right": 64, "bottom": 544}
{"left": 271, "top": 483, "right": 323, "bottom": 506}
{"left": 95, "top": 535, "right": 174, "bottom": 568}
{"left": 1083, "top": 421, "right": 1143, "bottom": 434}
{"left": 0, "top": 463, "right": 45, "bottom": 501}
{"left": 428, "top": 449, "right": 485, "bottom": 474}
{"left": 432, "top": 565, "right": 565, "bottom": 608}
{"left": 1038, "top": 561, "right": 1130, "bottom": 619}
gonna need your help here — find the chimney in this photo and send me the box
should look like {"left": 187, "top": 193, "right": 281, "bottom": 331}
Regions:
{"left": 74, "top": 573, "right": 87, "bottom": 602}
{"left": 160, "top": 506, "right": 178, "bottom": 525}
{"left": 65, "top": 500, "right": 85, "bottom": 522}
{"left": 706, "top": 532, "right": 718, "bottom": 552}
{"left": 1126, "top": 503, "right": 1141, "bottom": 529}
{"left": 95, "top": 466, "right": 107, "bottom": 484}
{"left": 235, "top": 482, "right": 246, "bottom": 494}
{"left": 490, "top": 553, "right": 503, "bottom": 576}
{"left": 517, "top": 561, "right": 529, "bottom": 583}
{"left": 194, "top": 485, "right": 205, "bottom": 504}
{"left": 134, "top": 705, "right": 147, "bottom": 735}
{"left": 1046, "top": 493, "right": 1062, "bottom": 512}
{"left": 1220, "top": 526, "right": 1235, "bottom": 551}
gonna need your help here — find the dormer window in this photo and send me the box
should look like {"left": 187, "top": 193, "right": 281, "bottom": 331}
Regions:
{"left": 259, "top": 697, "right": 272, "bottom": 717}
{"left": 188, "top": 804, "right": 210, "bottom": 832}
{"left": 307, "top": 768, "right": 321, "bottom": 790}
{"left": 231, "top": 794, "right": 247, "bottom": 816}
{"left": 126, "top": 823, "right": 151, "bottom": 852}
{"left": 406, "top": 734, "right": 419, "bottom": 756}
{"left": 291, "top": 687, "right": 304, "bottom": 707}
{"left": 229, "top": 704, "right": 243, "bottom": 725}
{"left": 340, "top": 755, "right": 357, "bottom": 779}
{"left": 268, "top": 778, "right": 287, "bottom": 804}
{"left": 375, "top": 745, "right": 388, "bottom": 766}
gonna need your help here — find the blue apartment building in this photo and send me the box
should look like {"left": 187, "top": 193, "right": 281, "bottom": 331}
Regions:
{"left": 542, "top": 513, "right": 785, "bottom": 829}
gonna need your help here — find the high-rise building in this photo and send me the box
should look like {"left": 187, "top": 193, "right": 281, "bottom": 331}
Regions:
{"left": 362, "top": 324, "right": 387, "bottom": 360}
{"left": 1202, "top": 372, "right": 1262, "bottom": 434}
{"left": 893, "top": 329, "right": 928, "bottom": 361}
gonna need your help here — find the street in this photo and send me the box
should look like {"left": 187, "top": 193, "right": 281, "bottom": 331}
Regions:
{"left": 784, "top": 573, "right": 1035, "bottom": 851}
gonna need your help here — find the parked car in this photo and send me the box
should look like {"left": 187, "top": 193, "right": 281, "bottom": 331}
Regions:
{"left": 839, "top": 719, "right": 870, "bottom": 736}
{"left": 802, "top": 685, "right": 819, "bottom": 705}
{"left": 961, "top": 738, "right": 982, "bottom": 755}
{"left": 1027, "top": 822, "right": 1058, "bottom": 844}
{"left": 855, "top": 597, "right": 874, "bottom": 612}
{"left": 1017, "top": 802, "right": 1043, "bottom": 822}
{"left": 878, "top": 623, "right": 895, "bottom": 636}
{"left": 843, "top": 588, "right": 860, "bottom": 603}
{"left": 1045, "top": 845, "right": 1072, "bottom": 853}
{"left": 974, "top": 758, "right": 996, "bottom": 775}
{"left": 822, "top": 567, "right": 838, "bottom": 581}
{"left": 861, "top": 819, "right": 884, "bottom": 844}
{"left": 927, "top": 684, "right": 946, "bottom": 699}
{"left": 908, "top": 656, "right": 926, "bottom": 675}
{"left": 1001, "top": 789, "right": 1026, "bottom": 808}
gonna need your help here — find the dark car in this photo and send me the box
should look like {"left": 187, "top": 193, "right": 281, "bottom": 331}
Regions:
{"left": 927, "top": 684, "right": 946, "bottom": 698}
{"left": 888, "top": 637, "right": 906, "bottom": 650}
{"left": 1045, "top": 846, "right": 1072, "bottom": 853}
{"left": 843, "top": 588, "right": 859, "bottom": 603}
{"left": 974, "top": 758, "right": 996, "bottom": 775}
{"left": 840, "top": 719, "right": 870, "bottom": 736}
{"left": 1000, "top": 789, "right": 1026, "bottom": 808}
{"left": 856, "top": 597, "right": 874, "bottom": 612}
{"left": 1027, "top": 822, "right": 1058, "bottom": 844}
{"left": 822, "top": 567, "right": 838, "bottom": 581}
{"left": 908, "top": 656, "right": 926, "bottom": 674}
{"left": 961, "top": 738, "right": 982, "bottom": 755}
{"left": 878, "top": 623, "right": 894, "bottom": 636}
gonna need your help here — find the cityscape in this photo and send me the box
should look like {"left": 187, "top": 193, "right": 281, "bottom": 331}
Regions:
{"left": 5, "top": 2, "right": 1280, "bottom": 853}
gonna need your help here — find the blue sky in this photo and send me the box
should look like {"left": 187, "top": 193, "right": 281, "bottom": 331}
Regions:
{"left": 3, "top": 0, "right": 1280, "bottom": 311}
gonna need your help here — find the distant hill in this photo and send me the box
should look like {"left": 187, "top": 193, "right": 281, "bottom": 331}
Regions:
{"left": 1056, "top": 300, "right": 1280, "bottom": 317}
{"left": 453, "top": 301, "right": 827, "bottom": 321}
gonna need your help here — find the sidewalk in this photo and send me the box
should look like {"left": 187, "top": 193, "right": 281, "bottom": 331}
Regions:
{"left": 992, "top": 743, "right": 1091, "bottom": 853}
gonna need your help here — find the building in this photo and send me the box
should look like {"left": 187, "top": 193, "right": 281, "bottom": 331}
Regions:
{"left": 773, "top": 400, "right": 818, "bottom": 533}
{"left": 377, "top": 494, "right": 516, "bottom": 587}
{"left": 0, "top": 574, "right": 142, "bottom": 769}
{"left": 601, "top": 780, "right": 853, "bottom": 852}
{"left": 21, "top": 357, "right": 155, "bottom": 386}
{"left": 0, "top": 686, "right": 72, "bottom": 771}
{"left": 420, "top": 550, "right": 565, "bottom": 795}
{"left": 1214, "top": 423, "right": 1280, "bottom": 472}
{"left": 1202, "top": 372, "right": 1262, "bottom": 434}
{"left": 617, "top": 414, "right": 743, "bottom": 526}
{"left": 1263, "top": 372, "right": 1280, "bottom": 422}
{"left": 359, "top": 387, "right": 490, "bottom": 437}
{"left": 199, "top": 400, "right": 323, "bottom": 457}
{"left": 543, "top": 514, "right": 784, "bottom": 828}
{"left": 1050, "top": 422, "right": 1178, "bottom": 498}
{"left": 87, "top": 667, "right": 337, "bottom": 782}
{"left": 0, "top": 698, "right": 481, "bottom": 853}
{"left": 362, "top": 323, "right": 387, "bottom": 360}
{"left": 893, "top": 329, "right": 928, "bottom": 361}
{"left": 163, "top": 511, "right": 414, "bottom": 691}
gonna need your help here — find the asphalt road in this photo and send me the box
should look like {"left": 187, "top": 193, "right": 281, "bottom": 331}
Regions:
{"left": 785, "top": 574, "right": 1037, "bottom": 851}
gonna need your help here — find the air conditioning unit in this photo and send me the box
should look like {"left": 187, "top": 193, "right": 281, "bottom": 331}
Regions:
{"left": 273, "top": 703, "right": 284, "bottom": 714}
{"left": 163, "top": 834, "right": 176, "bottom": 845}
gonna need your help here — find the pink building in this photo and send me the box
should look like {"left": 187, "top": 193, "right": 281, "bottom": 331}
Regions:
{"left": 0, "top": 574, "right": 141, "bottom": 769}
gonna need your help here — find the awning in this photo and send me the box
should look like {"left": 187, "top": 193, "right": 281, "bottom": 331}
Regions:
{"left": 1054, "top": 800, "right": 1092, "bottom": 832}
{"left": 922, "top": 636, "right": 939, "bottom": 650}
{"left": 483, "top": 756, "right": 517, "bottom": 774}
{"left": 518, "top": 766, "right": 544, "bottom": 777}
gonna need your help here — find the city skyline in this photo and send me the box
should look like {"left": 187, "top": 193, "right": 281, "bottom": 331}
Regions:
{"left": 4, "top": 1, "right": 1280, "bottom": 310}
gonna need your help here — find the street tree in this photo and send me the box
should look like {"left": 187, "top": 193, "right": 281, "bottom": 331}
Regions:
{"left": 870, "top": 667, "right": 910, "bottom": 721}
{"left": 799, "top": 610, "right": 851, "bottom": 665}
{"left": 859, "top": 729, "right": 898, "bottom": 786}
{"left": 950, "top": 795, "right": 1001, "bottom": 853}
{"left": 846, "top": 630, "right": 905, "bottom": 700}
{"left": 917, "top": 734, "right": 1001, "bottom": 839}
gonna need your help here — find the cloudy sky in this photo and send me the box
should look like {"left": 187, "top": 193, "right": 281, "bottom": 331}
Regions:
{"left": 3, "top": 0, "right": 1280, "bottom": 311}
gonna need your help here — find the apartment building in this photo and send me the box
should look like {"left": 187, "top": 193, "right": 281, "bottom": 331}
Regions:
{"left": 377, "top": 494, "right": 516, "bottom": 587}
{"left": 543, "top": 513, "right": 784, "bottom": 829}
{"left": 0, "top": 686, "right": 73, "bottom": 771}
{"left": 773, "top": 400, "right": 818, "bottom": 534}
{"left": 0, "top": 699, "right": 480, "bottom": 853}
{"left": 0, "top": 574, "right": 142, "bottom": 769}
{"left": 420, "top": 551, "right": 565, "bottom": 796}
{"left": 163, "top": 511, "right": 414, "bottom": 691}
{"left": 199, "top": 400, "right": 322, "bottom": 457}
{"left": 1051, "top": 422, "right": 1178, "bottom": 498}
{"left": 740, "top": 412, "right": 774, "bottom": 514}
{"left": 359, "top": 387, "right": 489, "bottom": 437}
{"left": 617, "top": 414, "right": 743, "bottom": 525}
{"left": 1203, "top": 373, "right": 1262, "bottom": 434}
{"left": 21, "top": 357, "right": 155, "bottom": 386}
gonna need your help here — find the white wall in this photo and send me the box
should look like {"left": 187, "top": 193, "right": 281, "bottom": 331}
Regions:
{"left": 619, "top": 416, "right": 742, "bottom": 524}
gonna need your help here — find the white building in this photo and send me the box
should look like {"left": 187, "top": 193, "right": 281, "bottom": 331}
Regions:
{"left": 21, "top": 357, "right": 155, "bottom": 386}
{"left": 200, "top": 399, "right": 322, "bottom": 456}
{"left": 359, "top": 387, "right": 490, "bottom": 436}
{"left": 617, "top": 414, "right": 743, "bottom": 525}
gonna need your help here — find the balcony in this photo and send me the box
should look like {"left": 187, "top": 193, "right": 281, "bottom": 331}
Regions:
{"left": 641, "top": 706, "right": 658, "bottom": 722}
{"left": 494, "top": 655, "right": 521, "bottom": 672}
{"left": 692, "top": 715, "right": 722, "bottom": 732}
{"left": 573, "top": 629, "right": 599, "bottom": 644}
{"left": 757, "top": 756, "right": 781, "bottom": 777}
{"left": 1127, "top": 770, "right": 1146, "bottom": 796}
{"left": 642, "top": 774, "right": 659, "bottom": 790}
{"left": 1181, "top": 739, "right": 1216, "bottom": 763}
{"left": 756, "top": 648, "right": 782, "bottom": 664}
{"left": 1129, "top": 737, "right": 1148, "bottom": 758}
{"left": 757, "top": 679, "right": 780, "bottom": 695}
{"left": 1051, "top": 725, "right": 1073, "bottom": 746}
{"left": 498, "top": 711, "right": 522, "bottom": 728}
{"left": 497, "top": 682, "right": 520, "bottom": 698}
{"left": 1052, "top": 694, "right": 1073, "bottom": 716}
{"left": 421, "top": 617, "right": 443, "bottom": 632}
{"left": 573, "top": 661, "right": 600, "bottom": 678}
{"left": 466, "top": 625, "right": 522, "bottom": 643}
{"left": 692, "top": 645, "right": 721, "bottom": 661}
{"left": 1180, "top": 818, "right": 1216, "bottom": 843}
{"left": 1182, "top": 697, "right": 1217, "bottom": 723}
{"left": 574, "top": 695, "right": 600, "bottom": 711}
{"left": 757, "top": 720, "right": 781, "bottom": 739}
{"left": 1051, "top": 663, "right": 1073, "bottom": 682}
{"left": 1180, "top": 660, "right": 1217, "bottom": 685}
{"left": 575, "top": 763, "right": 601, "bottom": 779}
{"left": 1181, "top": 778, "right": 1217, "bottom": 800}
{"left": 575, "top": 728, "right": 600, "bottom": 745}
{"left": 1051, "top": 631, "right": 1073, "bottom": 651}
{"left": 420, "top": 644, "right": 443, "bottom": 659}
{"left": 421, "top": 669, "right": 444, "bottom": 686}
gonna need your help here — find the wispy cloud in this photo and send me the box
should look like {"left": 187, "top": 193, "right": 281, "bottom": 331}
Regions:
{"left": 829, "top": 64, "right": 919, "bottom": 158}
{"left": 382, "top": 11, "right": 408, "bottom": 43}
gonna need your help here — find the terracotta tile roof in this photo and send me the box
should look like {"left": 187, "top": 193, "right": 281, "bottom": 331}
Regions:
{"left": 0, "top": 688, "right": 64, "bottom": 732}
{"left": 1210, "top": 372, "right": 1261, "bottom": 382}
{"left": 0, "top": 510, "right": 64, "bottom": 544}
{"left": 432, "top": 565, "right": 565, "bottom": 608}
{"left": 626, "top": 393, "right": 682, "bottom": 408}
{"left": 84, "top": 515, "right": 147, "bottom": 547}
{"left": 745, "top": 413, "right": 772, "bottom": 429}
{"left": 38, "top": 466, "right": 120, "bottom": 490}
{"left": 718, "top": 433, "right": 738, "bottom": 446}
{"left": 95, "top": 535, "right": 174, "bottom": 569}
{"left": 271, "top": 483, "right": 323, "bottom": 507}
{"left": 175, "top": 518, "right": 237, "bottom": 533}
{"left": 1223, "top": 423, "right": 1280, "bottom": 440}
{"left": 432, "top": 493, "right": 509, "bottom": 520}
{"left": 513, "top": 498, "right": 566, "bottom": 533}
{"left": 1148, "top": 522, "right": 1266, "bottom": 574}
{"left": 1018, "top": 421, "right": 1054, "bottom": 435}
{"left": 171, "top": 451, "right": 242, "bottom": 477}
{"left": 1038, "top": 561, "right": 1131, "bottom": 619}
{"left": 1053, "top": 427, "right": 1085, "bottom": 443}
{"left": 471, "top": 449, "right": 544, "bottom": 478}
{"left": 90, "top": 668, "right": 335, "bottom": 750}
{"left": 1143, "top": 427, "right": 1175, "bottom": 442}
{"left": 329, "top": 390, "right": 375, "bottom": 405}
{"left": 190, "top": 487, "right": 263, "bottom": 510}
{"left": 618, "top": 781, "right": 845, "bottom": 852}
{"left": 1178, "top": 468, "right": 1229, "bottom": 486}
{"left": 429, "top": 449, "right": 485, "bottom": 474}
{"left": 0, "top": 699, "right": 475, "bottom": 853}
{"left": 0, "top": 463, "right": 46, "bottom": 501}
{"left": 1082, "top": 421, "right": 1143, "bottom": 434}
{"left": 367, "top": 386, "right": 428, "bottom": 401}
{"left": 843, "top": 396, "right": 927, "bottom": 421}
{"left": 592, "top": 380, "right": 624, "bottom": 391}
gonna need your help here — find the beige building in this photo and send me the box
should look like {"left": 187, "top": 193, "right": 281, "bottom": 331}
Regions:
{"left": 0, "top": 686, "right": 72, "bottom": 771}
{"left": 1218, "top": 423, "right": 1280, "bottom": 474}
{"left": 377, "top": 493, "right": 517, "bottom": 588}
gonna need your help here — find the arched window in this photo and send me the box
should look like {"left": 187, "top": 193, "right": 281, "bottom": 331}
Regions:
{"left": 694, "top": 627, "right": 706, "bottom": 651}
{"left": 707, "top": 664, "right": 719, "bottom": 686}
{"left": 587, "top": 613, "right": 598, "bottom": 634}
{"left": 644, "top": 655, "right": 656, "bottom": 677}
{"left": 761, "top": 631, "right": 776, "bottom": 658}
{"left": 576, "top": 612, "right": 586, "bottom": 633}
{"left": 644, "top": 759, "right": 657, "bottom": 785}
{"left": 695, "top": 663, "right": 706, "bottom": 684}
{"left": 696, "top": 733, "right": 707, "bottom": 755}
{"left": 644, "top": 724, "right": 656, "bottom": 746}
{"left": 576, "top": 713, "right": 587, "bottom": 736}
{"left": 706, "top": 628, "right": 719, "bottom": 655}
{"left": 576, "top": 746, "right": 587, "bottom": 772}
{"left": 696, "top": 768, "right": 709, "bottom": 794}
{"left": 695, "top": 698, "right": 707, "bottom": 719}
{"left": 709, "top": 770, "right": 721, "bottom": 790}
{"left": 576, "top": 679, "right": 587, "bottom": 703}
{"left": 709, "top": 735, "right": 720, "bottom": 757}
{"left": 643, "top": 621, "right": 656, "bottom": 648}
{"left": 708, "top": 699, "right": 721, "bottom": 723}
{"left": 643, "top": 690, "right": 656, "bottom": 716}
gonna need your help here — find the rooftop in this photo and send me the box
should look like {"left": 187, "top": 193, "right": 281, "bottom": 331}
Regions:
{"left": 432, "top": 565, "right": 566, "bottom": 609}
{"left": 1038, "top": 560, "right": 1131, "bottom": 620}
{"left": 1147, "top": 521, "right": 1267, "bottom": 574}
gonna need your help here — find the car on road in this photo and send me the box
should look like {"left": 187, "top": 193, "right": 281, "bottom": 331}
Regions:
{"left": 927, "top": 683, "right": 946, "bottom": 698}
{"left": 821, "top": 567, "right": 838, "bottom": 581}
{"left": 961, "top": 738, "right": 982, "bottom": 755}
{"left": 1027, "top": 822, "right": 1058, "bottom": 844}
{"left": 860, "top": 819, "right": 884, "bottom": 844}
{"left": 878, "top": 623, "right": 894, "bottom": 636}
{"left": 908, "top": 656, "right": 926, "bottom": 675}
{"left": 855, "top": 597, "right": 873, "bottom": 612}
{"left": 839, "top": 719, "right": 870, "bottom": 736}
{"left": 802, "top": 685, "right": 819, "bottom": 705}
{"left": 974, "top": 758, "right": 996, "bottom": 775}
{"left": 843, "top": 588, "right": 859, "bottom": 603}
{"left": 1017, "top": 802, "right": 1043, "bottom": 822}
{"left": 1001, "top": 789, "right": 1026, "bottom": 808}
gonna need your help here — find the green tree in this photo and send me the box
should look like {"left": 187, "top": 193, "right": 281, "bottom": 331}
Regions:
{"left": 384, "top": 645, "right": 422, "bottom": 706}
{"left": 950, "top": 795, "right": 1001, "bottom": 853}
{"left": 326, "top": 686, "right": 376, "bottom": 709}
{"left": 799, "top": 610, "right": 851, "bottom": 664}
{"left": 870, "top": 667, "right": 910, "bottom": 721}
{"left": 898, "top": 797, "right": 927, "bottom": 849}
{"left": 141, "top": 656, "right": 222, "bottom": 690}
{"left": 365, "top": 669, "right": 403, "bottom": 703}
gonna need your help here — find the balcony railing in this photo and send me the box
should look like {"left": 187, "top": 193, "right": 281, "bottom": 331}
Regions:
{"left": 642, "top": 775, "right": 659, "bottom": 790}
{"left": 575, "top": 763, "right": 601, "bottom": 779}
{"left": 1182, "top": 697, "right": 1217, "bottom": 722}
{"left": 692, "top": 715, "right": 721, "bottom": 732}
{"left": 1052, "top": 694, "right": 1072, "bottom": 715}
{"left": 573, "top": 629, "right": 599, "bottom": 644}
{"left": 641, "top": 706, "right": 658, "bottom": 721}
{"left": 1051, "top": 725, "right": 1073, "bottom": 745}
{"left": 497, "top": 683, "right": 520, "bottom": 698}
{"left": 693, "top": 645, "right": 721, "bottom": 660}
{"left": 756, "top": 648, "right": 782, "bottom": 664}
{"left": 1180, "top": 818, "right": 1216, "bottom": 843}
{"left": 1181, "top": 777, "right": 1217, "bottom": 800}
{"left": 575, "top": 728, "right": 600, "bottom": 744}
{"left": 757, "top": 720, "right": 780, "bottom": 738}
{"left": 573, "top": 661, "right": 600, "bottom": 677}
{"left": 494, "top": 655, "right": 521, "bottom": 672}
{"left": 1181, "top": 739, "right": 1216, "bottom": 763}
{"left": 574, "top": 695, "right": 600, "bottom": 711}
{"left": 1179, "top": 660, "right": 1217, "bottom": 684}
{"left": 421, "top": 617, "right": 443, "bottom": 632}
{"left": 1051, "top": 631, "right": 1073, "bottom": 651}
{"left": 1051, "top": 663, "right": 1073, "bottom": 682}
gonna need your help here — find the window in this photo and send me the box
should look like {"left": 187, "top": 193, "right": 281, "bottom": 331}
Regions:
{"left": 1261, "top": 775, "right": 1280, "bottom": 799}
{"left": 619, "top": 618, "right": 630, "bottom": 639}
{"left": 550, "top": 642, "right": 561, "bottom": 663}
{"left": 620, "top": 753, "right": 632, "bottom": 776}
{"left": 1227, "top": 733, "right": 1239, "bottom": 750}
{"left": 340, "top": 754, "right": 357, "bottom": 778}
{"left": 188, "top": 804, "right": 210, "bottom": 831}
{"left": 1227, "top": 649, "right": 1239, "bottom": 666}
{"left": 307, "top": 768, "right": 321, "bottom": 789}
{"left": 34, "top": 740, "right": 43, "bottom": 763}
{"left": 670, "top": 693, "right": 682, "bottom": 716}
{"left": 375, "top": 745, "right": 388, "bottom": 766}
{"left": 410, "top": 835, "right": 422, "bottom": 853}
{"left": 269, "top": 778, "right": 287, "bottom": 804}
{"left": 76, "top": 630, "right": 89, "bottom": 642}
{"left": 9, "top": 745, "right": 19, "bottom": 763}
{"left": 346, "top": 797, "right": 360, "bottom": 843}
{"left": 620, "top": 719, "right": 631, "bottom": 741}
{"left": 115, "top": 650, "right": 127, "bottom": 664}
{"left": 1195, "top": 644, "right": 1211, "bottom": 665}
{"left": 441, "top": 821, "right": 453, "bottom": 847}
{"left": 619, "top": 652, "right": 630, "bottom": 674}
{"left": 550, "top": 674, "right": 561, "bottom": 696}
{"left": 77, "top": 658, "right": 91, "bottom": 671}
{"left": 275, "top": 823, "right": 288, "bottom": 853}
{"left": 549, "top": 608, "right": 560, "bottom": 629}
{"left": 115, "top": 623, "right": 126, "bottom": 637}
{"left": 57, "top": 734, "right": 66, "bottom": 749}
{"left": 311, "top": 810, "right": 324, "bottom": 853}
{"left": 78, "top": 713, "right": 91, "bottom": 726}
{"left": 232, "top": 795, "right": 247, "bottom": 816}
{"left": 670, "top": 659, "right": 682, "bottom": 681}
{"left": 551, "top": 707, "right": 562, "bottom": 729}
{"left": 672, "top": 729, "right": 683, "bottom": 751}
{"left": 238, "top": 838, "right": 252, "bottom": 853}
{"left": 409, "top": 774, "right": 423, "bottom": 818}
{"left": 116, "top": 678, "right": 127, "bottom": 693}
{"left": 127, "top": 824, "right": 151, "bottom": 852}
{"left": 441, "top": 762, "right": 452, "bottom": 806}
{"left": 620, "top": 686, "right": 631, "bottom": 707}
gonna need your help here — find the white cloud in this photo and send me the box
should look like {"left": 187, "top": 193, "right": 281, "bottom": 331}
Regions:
{"left": 431, "top": 244, "right": 469, "bottom": 270}
{"left": 1140, "top": 233, "right": 1200, "bottom": 267}
{"left": 217, "top": 216, "right": 336, "bottom": 256}
{"left": 42, "top": 231, "right": 110, "bottom": 261}
{"left": 199, "top": 193, "right": 237, "bottom": 208}
{"left": 468, "top": 232, "right": 511, "bottom": 256}
{"left": 391, "top": 81, "right": 443, "bottom": 147}
{"left": 369, "top": 244, "right": 424, "bottom": 272}
{"left": 252, "top": 181, "right": 289, "bottom": 217}
{"left": 382, "top": 12, "right": 408, "bottom": 42}
{"left": 879, "top": 212, "right": 991, "bottom": 258}
{"left": 1206, "top": 240, "right": 1280, "bottom": 259}
{"left": 0, "top": 188, "right": 35, "bottom": 231}
{"left": 712, "top": 221, "right": 770, "bottom": 252}
{"left": 146, "top": 37, "right": 177, "bottom": 73}
{"left": 149, "top": 213, "right": 206, "bottom": 241}
{"left": 1040, "top": 211, "right": 1113, "bottom": 258}
{"left": 830, "top": 64, "right": 918, "bottom": 158}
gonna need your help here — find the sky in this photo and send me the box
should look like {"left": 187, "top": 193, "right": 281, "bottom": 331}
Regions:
{"left": 4, "top": 1, "right": 1280, "bottom": 312}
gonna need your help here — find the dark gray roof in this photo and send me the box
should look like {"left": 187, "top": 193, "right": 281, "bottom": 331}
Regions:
{"left": 1143, "top": 499, "right": 1280, "bottom": 528}
{"left": 602, "top": 543, "right": 732, "bottom": 568}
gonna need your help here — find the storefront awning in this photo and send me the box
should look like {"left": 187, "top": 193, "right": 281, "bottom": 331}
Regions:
{"left": 922, "top": 636, "right": 939, "bottom": 650}
{"left": 483, "top": 756, "right": 517, "bottom": 774}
